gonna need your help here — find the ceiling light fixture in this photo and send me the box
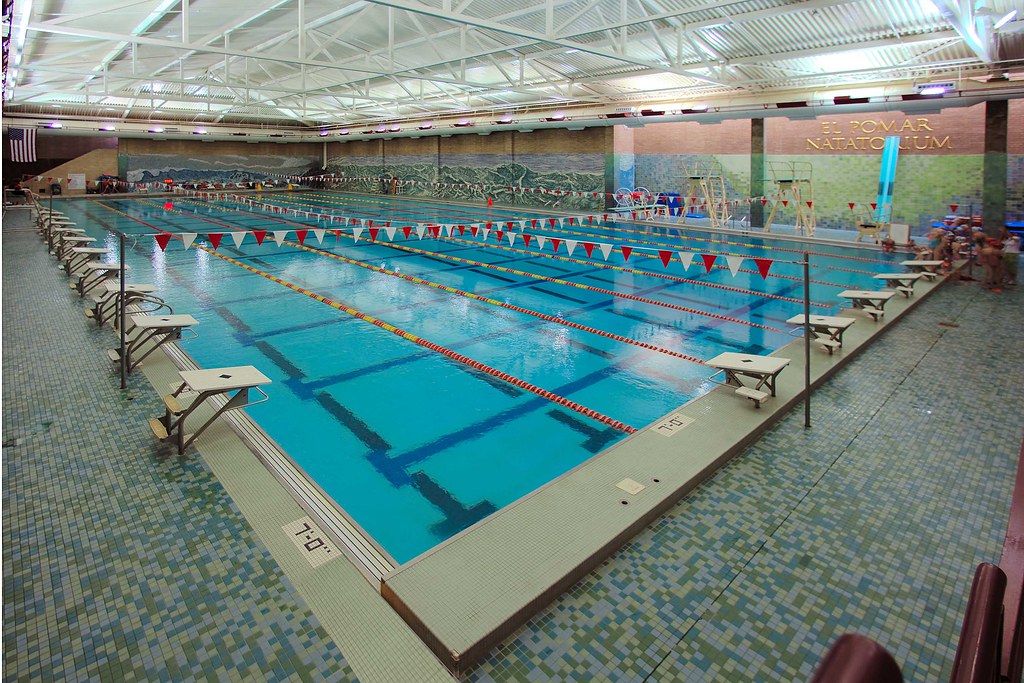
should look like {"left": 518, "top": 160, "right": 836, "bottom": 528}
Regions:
{"left": 994, "top": 9, "right": 1017, "bottom": 29}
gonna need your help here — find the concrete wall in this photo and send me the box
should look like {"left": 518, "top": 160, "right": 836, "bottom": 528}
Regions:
{"left": 25, "top": 148, "right": 118, "bottom": 196}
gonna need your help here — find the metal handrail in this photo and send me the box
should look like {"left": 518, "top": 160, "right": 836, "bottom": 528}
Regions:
{"left": 949, "top": 562, "right": 1007, "bottom": 683}
{"left": 809, "top": 633, "right": 903, "bottom": 682}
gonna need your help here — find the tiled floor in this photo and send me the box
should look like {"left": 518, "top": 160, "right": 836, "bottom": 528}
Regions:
{"left": 4, "top": 204, "right": 1022, "bottom": 682}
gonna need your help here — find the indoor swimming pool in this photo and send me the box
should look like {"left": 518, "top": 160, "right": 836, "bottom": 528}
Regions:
{"left": 56, "top": 192, "right": 906, "bottom": 564}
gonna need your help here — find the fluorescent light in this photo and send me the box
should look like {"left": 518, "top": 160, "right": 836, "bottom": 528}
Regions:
{"left": 549, "top": 111, "right": 566, "bottom": 120}
{"left": 49, "top": 121, "right": 63, "bottom": 128}
{"left": 339, "top": 128, "right": 350, "bottom": 135}
{"left": 319, "top": 130, "right": 330, "bottom": 136}
{"left": 995, "top": 9, "right": 1017, "bottom": 29}
{"left": 193, "top": 128, "right": 207, "bottom": 135}
{"left": 100, "top": 125, "right": 116, "bottom": 131}
{"left": 418, "top": 122, "right": 433, "bottom": 130}
{"left": 917, "top": 85, "right": 947, "bottom": 96}
{"left": 149, "top": 126, "right": 164, "bottom": 133}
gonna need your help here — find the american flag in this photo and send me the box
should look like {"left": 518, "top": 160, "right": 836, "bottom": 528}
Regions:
{"left": 9, "top": 128, "right": 37, "bottom": 163}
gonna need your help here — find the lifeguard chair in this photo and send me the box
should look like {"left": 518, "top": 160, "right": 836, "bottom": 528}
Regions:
{"left": 681, "top": 160, "right": 728, "bottom": 229}
{"left": 762, "top": 161, "right": 815, "bottom": 236}
{"left": 855, "top": 204, "right": 891, "bottom": 242}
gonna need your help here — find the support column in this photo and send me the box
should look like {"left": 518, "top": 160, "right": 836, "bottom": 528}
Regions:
{"left": 983, "top": 99, "right": 1008, "bottom": 236}
{"left": 605, "top": 125, "right": 635, "bottom": 210}
{"left": 750, "top": 119, "right": 766, "bottom": 229}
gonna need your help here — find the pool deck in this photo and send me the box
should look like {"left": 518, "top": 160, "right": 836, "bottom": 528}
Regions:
{"left": 4, "top": 201, "right": 1023, "bottom": 682}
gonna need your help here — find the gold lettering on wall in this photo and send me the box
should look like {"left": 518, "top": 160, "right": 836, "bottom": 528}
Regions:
{"left": 805, "top": 117, "right": 950, "bottom": 151}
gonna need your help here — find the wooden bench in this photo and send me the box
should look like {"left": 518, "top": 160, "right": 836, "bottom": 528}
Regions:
{"left": 896, "top": 285, "right": 915, "bottom": 297}
{"left": 735, "top": 386, "right": 770, "bottom": 408}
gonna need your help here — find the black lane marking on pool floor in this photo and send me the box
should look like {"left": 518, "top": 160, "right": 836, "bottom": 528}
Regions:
{"left": 546, "top": 410, "right": 623, "bottom": 454}
{"left": 410, "top": 471, "right": 498, "bottom": 540}
{"left": 316, "top": 391, "right": 390, "bottom": 452}
{"left": 527, "top": 286, "right": 590, "bottom": 305}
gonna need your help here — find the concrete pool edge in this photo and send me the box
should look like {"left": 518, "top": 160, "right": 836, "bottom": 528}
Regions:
{"left": 379, "top": 269, "right": 956, "bottom": 673}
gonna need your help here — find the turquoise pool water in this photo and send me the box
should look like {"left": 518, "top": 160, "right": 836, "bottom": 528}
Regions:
{"left": 61, "top": 192, "right": 906, "bottom": 563}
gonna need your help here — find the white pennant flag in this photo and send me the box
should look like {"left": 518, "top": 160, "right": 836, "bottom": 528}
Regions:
{"left": 558, "top": 217, "right": 565, "bottom": 228}
{"left": 536, "top": 235, "right": 547, "bottom": 251}
{"left": 507, "top": 232, "right": 517, "bottom": 246}
{"left": 385, "top": 226, "right": 397, "bottom": 241}
{"left": 273, "top": 230, "right": 289, "bottom": 246}
{"left": 443, "top": 224, "right": 454, "bottom": 237}
{"left": 519, "top": 220, "right": 528, "bottom": 229}
{"left": 725, "top": 255, "right": 744, "bottom": 276}
{"left": 679, "top": 252, "right": 696, "bottom": 271}
{"left": 230, "top": 232, "right": 246, "bottom": 248}
{"left": 181, "top": 233, "right": 197, "bottom": 250}
{"left": 312, "top": 229, "right": 326, "bottom": 244}
{"left": 360, "top": 219, "right": 367, "bottom": 229}
{"left": 564, "top": 239, "right": 577, "bottom": 256}
{"left": 480, "top": 227, "right": 490, "bottom": 241}
{"left": 599, "top": 243, "right": 613, "bottom": 260}
{"left": 416, "top": 224, "right": 427, "bottom": 239}
{"left": 352, "top": 227, "right": 364, "bottom": 242}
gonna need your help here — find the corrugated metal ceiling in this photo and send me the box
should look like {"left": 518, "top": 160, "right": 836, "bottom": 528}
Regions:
{"left": 2, "top": 0, "right": 1022, "bottom": 129}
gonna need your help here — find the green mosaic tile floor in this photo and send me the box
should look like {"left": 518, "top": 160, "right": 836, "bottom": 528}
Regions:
{"left": 2, "top": 211, "right": 358, "bottom": 682}
{"left": 4, "top": 205, "right": 1022, "bottom": 682}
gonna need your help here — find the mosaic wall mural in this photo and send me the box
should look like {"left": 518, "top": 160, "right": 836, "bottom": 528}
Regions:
{"left": 326, "top": 149, "right": 606, "bottom": 212}
{"left": 119, "top": 151, "right": 321, "bottom": 185}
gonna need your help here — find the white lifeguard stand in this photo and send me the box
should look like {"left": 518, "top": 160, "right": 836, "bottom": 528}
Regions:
{"left": 763, "top": 161, "right": 816, "bottom": 236}
{"left": 681, "top": 161, "right": 729, "bottom": 229}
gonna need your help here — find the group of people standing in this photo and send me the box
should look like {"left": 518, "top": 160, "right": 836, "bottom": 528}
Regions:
{"left": 910, "top": 222, "right": 1020, "bottom": 292}
{"left": 977, "top": 228, "right": 1020, "bottom": 292}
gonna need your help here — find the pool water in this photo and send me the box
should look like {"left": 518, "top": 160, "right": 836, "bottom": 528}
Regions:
{"left": 63, "top": 192, "right": 906, "bottom": 563}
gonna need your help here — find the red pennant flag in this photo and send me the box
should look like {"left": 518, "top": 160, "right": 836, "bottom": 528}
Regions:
{"left": 487, "top": 196, "right": 493, "bottom": 206}
{"left": 870, "top": 202, "right": 877, "bottom": 211}
{"left": 848, "top": 202, "right": 855, "bottom": 211}
{"left": 208, "top": 233, "right": 222, "bottom": 249}
{"left": 253, "top": 230, "right": 267, "bottom": 245}
{"left": 295, "top": 229, "right": 308, "bottom": 244}
{"left": 486, "top": 222, "right": 492, "bottom": 230}
{"left": 658, "top": 250, "right": 673, "bottom": 267}
{"left": 583, "top": 242, "right": 595, "bottom": 258}
{"left": 806, "top": 201, "right": 813, "bottom": 208}
{"left": 950, "top": 204, "right": 958, "bottom": 213}
{"left": 458, "top": 225, "right": 466, "bottom": 236}
{"left": 781, "top": 200, "right": 789, "bottom": 207}
{"left": 368, "top": 219, "right": 374, "bottom": 228}
{"left": 531, "top": 219, "right": 538, "bottom": 228}
{"left": 761, "top": 198, "right": 768, "bottom": 206}
{"left": 368, "top": 228, "right": 379, "bottom": 241}
{"left": 402, "top": 226, "right": 412, "bottom": 239}
{"left": 506, "top": 221, "right": 514, "bottom": 230}
{"left": 522, "top": 234, "right": 533, "bottom": 247}
{"left": 164, "top": 201, "right": 173, "bottom": 210}
{"left": 332, "top": 230, "right": 342, "bottom": 241}
{"left": 568, "top": 217, "right": 575, "bottom": 225}
{"left": 429, "top": 225, "right": 440, "bottom": 237}
{"left": 548, "top": 218, "right": 556, "bottom": 228}
{"left": 753, "top": 258, "right": 773, "bottom": 279}
{"left": 701, "top": 254, "right": 717, "bottom": 273}
{"left": 621, "top": 246, "right": 633, "bottom": 262}
{"left": 470, "top": 226, "right": 478, "bottom": 237}
{"left": 551, "top": 238, "right": 561, "bottom": 253}
{"left": 155, "top": 233, "right": 172, "bottom": 251}
{"left": 496, "top": 230, "right": 504, "bottom": 243}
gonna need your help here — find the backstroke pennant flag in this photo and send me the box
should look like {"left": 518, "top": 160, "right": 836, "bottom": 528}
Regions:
{"left": 701, "top": 253, "right": 717, "bottom": 273}
{"left": 752, "top": 258, "right": 773, "bottom": 279}
{"left": 9, "top": 128, "right": 36, "bottom": 162}
{"left": 725, "top": 255, "right": 744, "bottom": 276}
{"left": 155, "top": 233, "right": 172, "bottom": 251}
